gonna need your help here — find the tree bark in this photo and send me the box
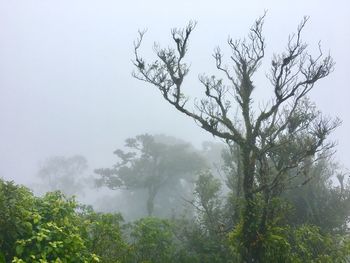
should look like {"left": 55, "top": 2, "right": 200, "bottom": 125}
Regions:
{"left": 240, "top": 144, "right": 259, "bottom": 263}
{"left": 147, "top": 186, "right": 158, "bottom": 216}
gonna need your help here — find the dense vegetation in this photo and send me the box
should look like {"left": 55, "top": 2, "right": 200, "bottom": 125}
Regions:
{"left": 1, "top": 137, "right": 349, "bottom": 262}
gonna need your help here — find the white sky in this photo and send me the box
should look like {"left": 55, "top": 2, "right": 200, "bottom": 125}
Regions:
{"left": 0, "top": 0, "right": 349, "bottom": 184}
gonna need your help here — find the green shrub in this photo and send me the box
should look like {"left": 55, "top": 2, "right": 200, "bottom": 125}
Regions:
{"left": 128, "top": 217, "right": 176, "bottom": 263}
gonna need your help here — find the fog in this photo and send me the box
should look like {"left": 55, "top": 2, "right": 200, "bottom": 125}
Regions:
{"left": 0, "top": 0, "right": 349, "bottom": 203}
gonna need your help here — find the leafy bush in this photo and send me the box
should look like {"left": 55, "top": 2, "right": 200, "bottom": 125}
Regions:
{"left": 128, "top": 217, "right": 176, "bottom": 263}
{"left": 1, "top": 176, "right": 349, "bottom": 263}
{"left": 0, "top": 180, "right": 35, "bottom": 262}
{"left": 290, "top": 225, "right": 350, "bottom": 263}
{"left": 12, "top": 191, "right": 99, "bottom": 262}
{"left": 230, "top": 222, "right": 350, "bottom": 263}
{"left": 82, "top": 209, "right": 128, "bottom": 263}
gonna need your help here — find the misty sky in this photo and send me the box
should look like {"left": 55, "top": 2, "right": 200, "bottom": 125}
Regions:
{"left": 0, "top": 0, "right": 349, "bottom": 185}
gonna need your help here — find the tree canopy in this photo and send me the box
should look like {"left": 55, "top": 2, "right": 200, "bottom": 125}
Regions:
{"left": 95, "top": 134, "right": 206, "bottom": 216}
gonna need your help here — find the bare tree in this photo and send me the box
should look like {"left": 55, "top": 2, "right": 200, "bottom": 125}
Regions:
{"left": 132, "top": 14, "right": 340, "bottom": 262}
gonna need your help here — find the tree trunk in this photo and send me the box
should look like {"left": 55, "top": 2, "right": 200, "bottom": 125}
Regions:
{"left": 147, "top": 186, "right": 157, "bottom": 216}
{"left": 240, "top": 146, "right": 259, "bottom": 263}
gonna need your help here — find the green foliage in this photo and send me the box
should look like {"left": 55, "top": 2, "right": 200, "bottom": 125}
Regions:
{"left": 82, "top": 209, "right": 128, "bottom": 263}
{"left": 284, "top": 159, "right": 350, "bottom": 233}
{"left": 2, "top": 138, "right": 350, "bottom": 263}
{"left": 255, "top": 225, "right": 291, "bottom": 263}
{"left": 192, "top": 171, "right": 227, "bottom": 237}
{"left": 0, "top": 179, "right": 35, "bottom": 262}
{"left": 128, "top": 217, "right": 176, "bottom": 263}
{"left": 230, "top": 222, "right": 350, "bottom": 263}
{"left": 290, "top": 225, "right": 350, "bottom": 263}
{"left": 170, "top": 172, "right": 234, "bottom": 263}
{"left": 173, "top": 218, "right": 234, "bottom": 263}
{"left": 12, "top": 192, "right": 98, "bottom": 262}
{"left": 228, "top": 194, "right": 349, "bottom": 263}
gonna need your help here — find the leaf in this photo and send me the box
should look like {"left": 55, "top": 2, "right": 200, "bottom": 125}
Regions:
{"left": 0, "top": 252, "right": 5, "bottom": 263}
{"left": 15, "top": 245, "right": 24, "bottom": 256}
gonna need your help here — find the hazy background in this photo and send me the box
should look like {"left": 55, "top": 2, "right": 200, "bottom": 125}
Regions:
{"left": 0, "top": 0, "right": 349, "bottom": 187}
